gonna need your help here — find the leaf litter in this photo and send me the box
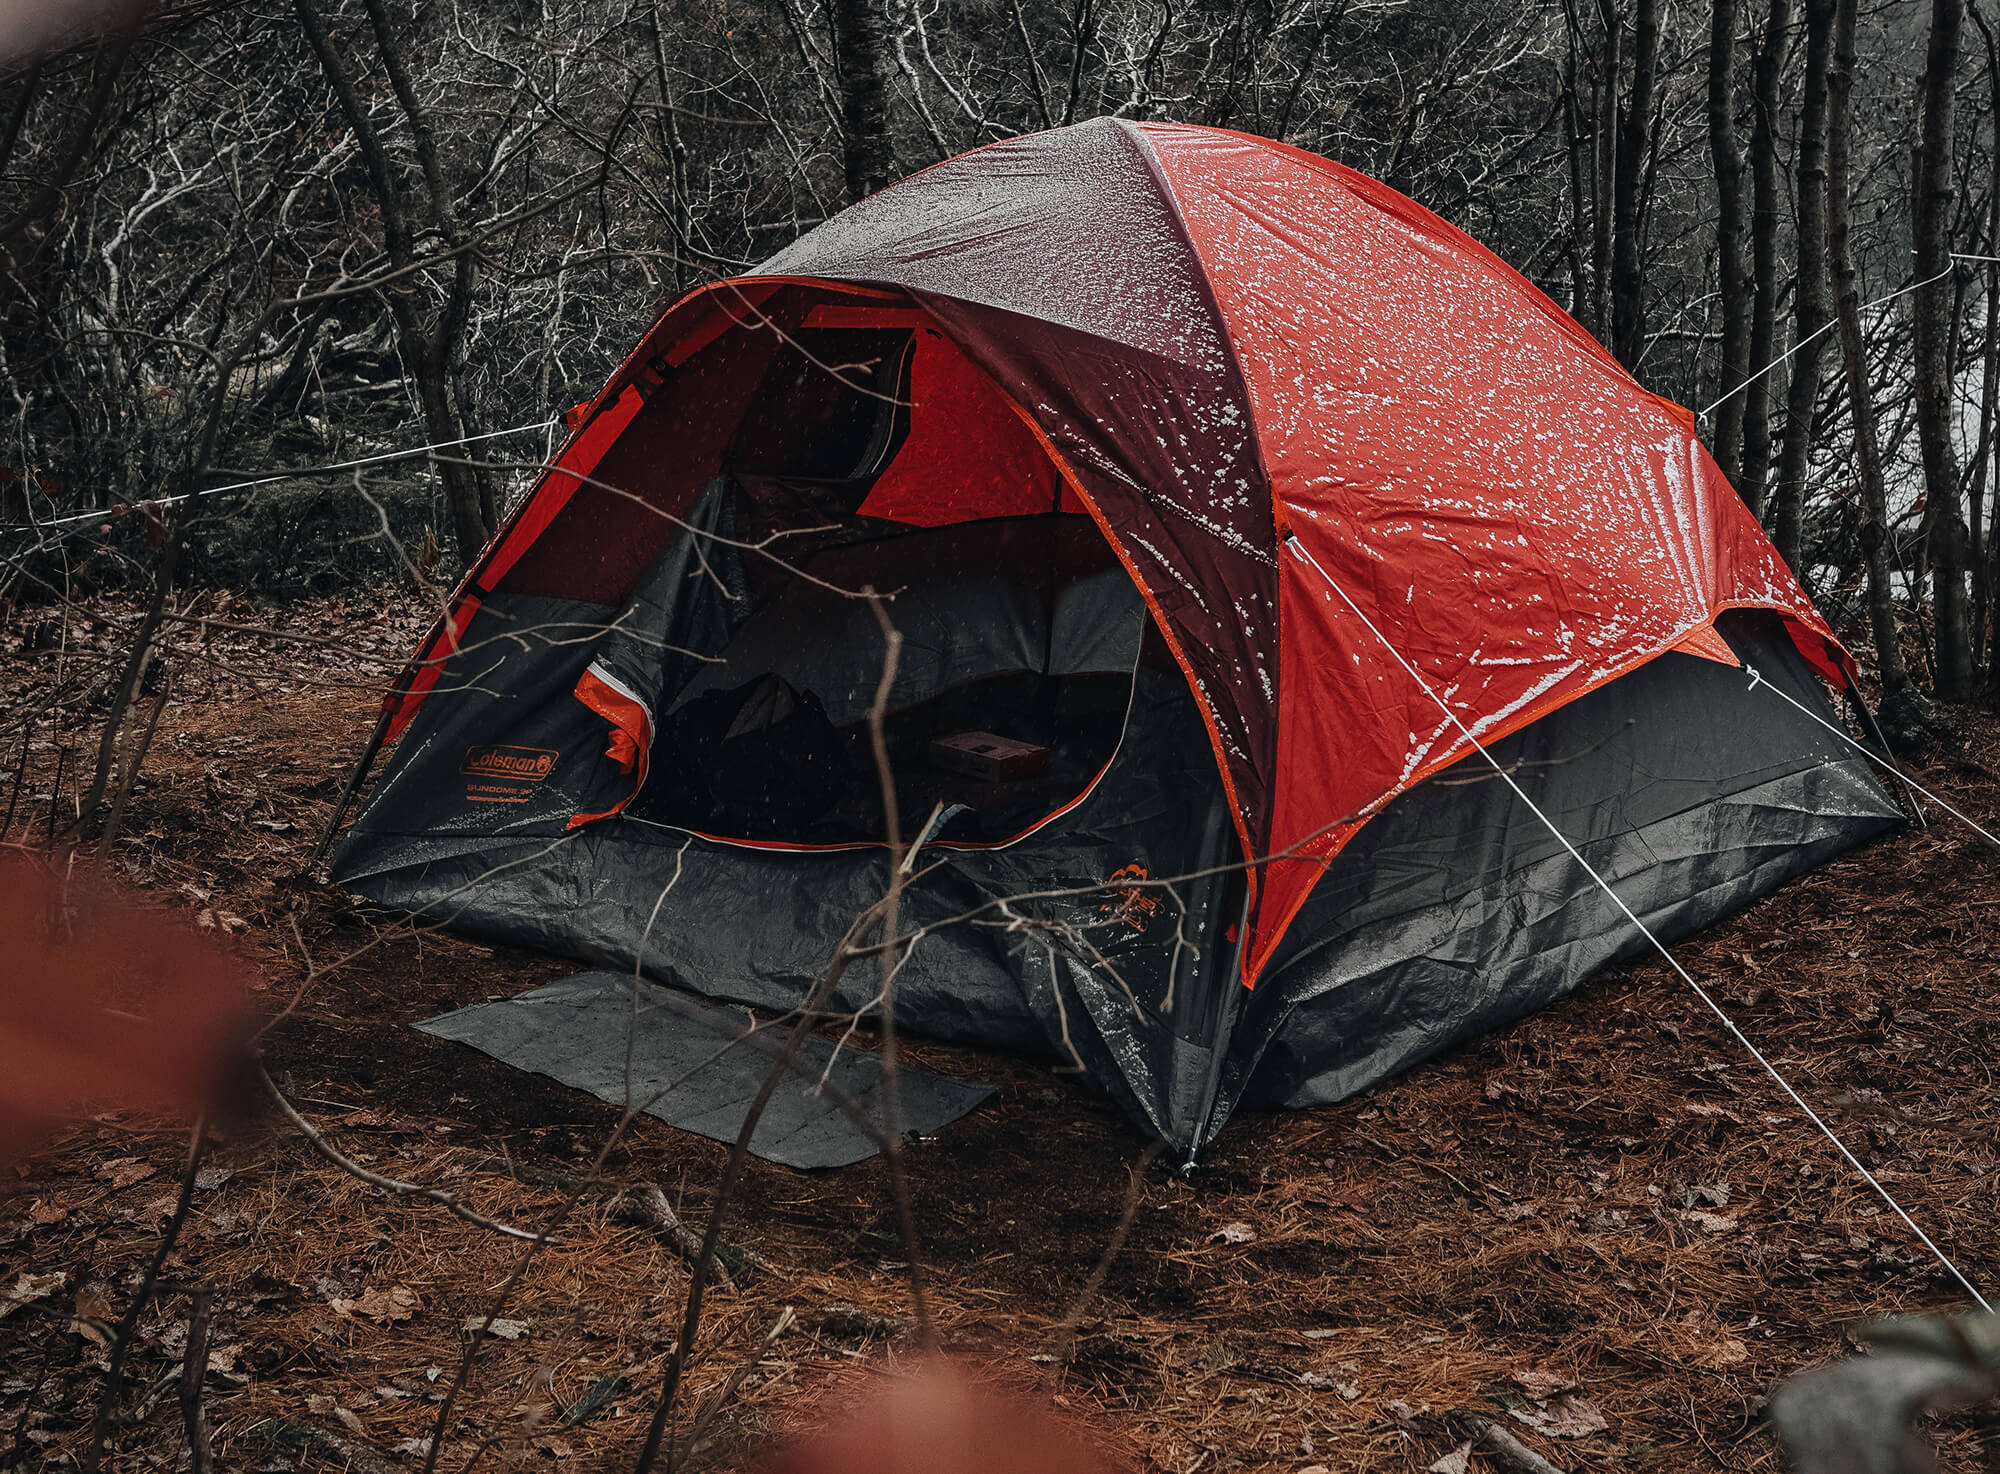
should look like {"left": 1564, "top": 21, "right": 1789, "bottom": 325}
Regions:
{"left": 6, "top": 591, "right": 2000, "bottom": 1471}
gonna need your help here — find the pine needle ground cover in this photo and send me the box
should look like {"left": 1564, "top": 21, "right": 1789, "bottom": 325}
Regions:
{"left": 4, "top": 591, "right": 1998, "bottom": 1472}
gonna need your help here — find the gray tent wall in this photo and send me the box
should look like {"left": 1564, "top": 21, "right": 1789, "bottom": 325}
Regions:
{"left": 334, "top": 475, "right": 1902, "bottom": 1158}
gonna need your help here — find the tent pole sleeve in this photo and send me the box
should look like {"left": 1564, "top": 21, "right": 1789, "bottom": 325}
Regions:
{"left": 304, "top": 703, "right": 394, "bottom": 878}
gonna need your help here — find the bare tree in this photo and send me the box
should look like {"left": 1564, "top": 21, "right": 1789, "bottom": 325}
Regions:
{"left": 292, "top": 0, "right": 502, "bottom": 564}
{"left": 1772, "top": 0, "right": 1836, "bottom": 574}
{"left": 1610, "top": 0, "right": 1660, "bottom": 372}
{"left": 1708, "top": 0, "right": 1751, "bottom": 485}
{"left": 1912, "top": 0, "right": 1974, "bottom": 700}
{"left": 1972, "top": 0, "right": 2000, "bottom": 691}
{"left": 1591, "top": 0, "right": 1622, "bottom": 339}
{"left": 1736, "top": 0, "right": 1791, "bottom": 517}
{"left": 833, "top": 0, "right": 898, "bottom": 200}
{"left": 1827, "top": 0, "right": 1921, "bottom": 729}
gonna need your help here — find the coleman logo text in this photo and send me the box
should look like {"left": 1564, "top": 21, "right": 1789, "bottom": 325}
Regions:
{"left": 461, "top": 745, "right": 557, "bottom": 782}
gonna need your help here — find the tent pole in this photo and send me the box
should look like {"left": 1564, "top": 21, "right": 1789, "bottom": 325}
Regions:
{"left": 1183, "top": 880, "right": 1253, "bottom": 1173}
{"left": 303, "top": 703, "right": 393, "bottom": 878}
{"left": 1845, "top": 677, "right": 1930, "bottom": 828}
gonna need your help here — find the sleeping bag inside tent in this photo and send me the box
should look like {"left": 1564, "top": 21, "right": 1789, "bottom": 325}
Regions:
{"left": 330, "top": 118, "right": 1902, "bottom": 1159}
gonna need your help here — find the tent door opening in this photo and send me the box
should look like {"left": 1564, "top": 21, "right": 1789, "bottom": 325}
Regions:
{"left": 564, "top": 289, "right": 1155, "bottom": 849}
{"left": 622, "top": 506, "right": 1148, "bottom": 847}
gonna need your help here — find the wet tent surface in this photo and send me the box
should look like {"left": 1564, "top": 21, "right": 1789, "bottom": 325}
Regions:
{"left": 342, "top": 119, "right": 1899, "bottom": 1157}
{"left": 415, "top": 971, "right": 995, "bottom": 1169}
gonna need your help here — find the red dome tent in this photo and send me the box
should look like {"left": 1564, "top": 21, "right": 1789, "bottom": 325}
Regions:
{"left": 329, "top": 120, "right": 1897, "bottom": 1156}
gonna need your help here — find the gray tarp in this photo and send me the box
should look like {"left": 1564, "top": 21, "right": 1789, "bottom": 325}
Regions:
{"left": 417, "top": 971, "right": 993, "bottom": 1169}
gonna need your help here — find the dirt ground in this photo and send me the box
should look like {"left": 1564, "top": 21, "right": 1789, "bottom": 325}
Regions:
{"left": 6, "top": 587, "right": 2000, "bottom": 1473}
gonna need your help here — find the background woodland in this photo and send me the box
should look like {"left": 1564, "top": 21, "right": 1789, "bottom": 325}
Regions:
{"left": 0, "top": 0, "right": 1991, "bottom": 719}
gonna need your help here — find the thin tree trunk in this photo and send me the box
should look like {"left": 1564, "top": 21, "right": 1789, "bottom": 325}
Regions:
{"left": 1709, "top": 0, "right": 1752, "bottom": 484}
{"left": 1011, "top": 0, "right": 1054, "bottom": 130}
{"left": 1828, "top": 0, "right": 1920, "bottom": 720}
{"left": 830, "top": 0, "right": 895, "bottom": 201}
{"left": 1912, "top": 0, "right": 1973, "bottom": 699}
{"left": 1560, "top": 10, "right": 1592, "bottom": 316}
{"left": 1563, "top": 3, "right": 1594, "bottom": 317}
{"left": 1772, "top": 0, "right": 1836, "bottom": 572}
{"left": 408, "top": 348, "right": 490, "bottom": 564}
{"left": 295, "top": 0, "right": 495, "bottom": 564}
{"left": 1980, "top": 250, "right": 1998, "bottom": 678}
{"left": 1611, "top": 0, "right": 1659, "bottom": 371}
{"left": 1973, "top": 0, "right": 2000, "bottom": 686}
{"left": 1592, "top": 0, "right": 1621, "bottom": 340}
{"left": 80, "top": 526, "right": 181, "bottom": 833}
{"left": 1739, "top": 0, "right": 1792, "bottom": 515}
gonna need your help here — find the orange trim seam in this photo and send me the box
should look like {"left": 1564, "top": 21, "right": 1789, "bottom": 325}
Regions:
{"left": 568, "top": 664, "right": 653, "bottom": 830}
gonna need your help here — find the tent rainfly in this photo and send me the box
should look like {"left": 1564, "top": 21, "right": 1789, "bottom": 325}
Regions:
{"left": 330, "top": 119, "right": 1901, "bottom": 1159}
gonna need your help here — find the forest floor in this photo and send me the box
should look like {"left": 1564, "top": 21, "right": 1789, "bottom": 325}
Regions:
{"left": 5, "top": 586, "right": 2000, "bottom": 1474}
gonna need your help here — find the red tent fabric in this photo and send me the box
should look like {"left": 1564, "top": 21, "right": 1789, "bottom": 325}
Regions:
{"left": 380, "top": 119, "right": 1846, "bottom": 985}
{"left": 1136, "top": 126, "right": 1843, "bottom": 975}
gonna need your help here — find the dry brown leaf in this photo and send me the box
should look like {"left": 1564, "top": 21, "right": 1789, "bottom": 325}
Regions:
{"left": 0, "top": 1270, "right": 67, "bottom": 1318}
{"left": 332, "top": 1285, "right": 419, "bottom": 1324}
{"left": 1510, "top": 1393, "right": 1610, "bottom": 1439}
{"left": 1427, "top": 1442, "right": 1473, "bottom": 1474}
{"left": 131, "top": 1191, "right": 180, "bottom": 1224}
{"left": 96, "top": 1156, "right": 155, "bottom": 1189}
{"left": 1696, "top": 1336, "right": 1750, "bottom": 1368}
{"left": 1684, "top": 1210, "right": 1739, "bottom": 1235}
{"left": 1510, "top": 1369, "right": 1578, "bottom": 1400}
{"left": 69, "top": 1286, "right": 114, "bottom": 1345}
{"left": 27, "top": 1199, "right": 67, "bottom": 1225}
{"left": 1207, "top": 1221, "right": 1257, "bottom": 1245}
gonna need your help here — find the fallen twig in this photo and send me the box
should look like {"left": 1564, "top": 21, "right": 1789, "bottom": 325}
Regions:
{"left": 262, "top": 1065, "right": 539, "bottom": 1240}
{"left": 612, "top": 1183, "right": 772, "bottom": 1288}
{"left": 1447, "top": 1410, "right": 1569, "bottom": 1474}
{"left": 252, "top": 1416, "right": 400, "bottom": 1474}
{"left": 178, "top": 1288, "right": 214, "bottom": 1474}
{"left": 471, "top": 1152, "right": 769, "bottom": 1288}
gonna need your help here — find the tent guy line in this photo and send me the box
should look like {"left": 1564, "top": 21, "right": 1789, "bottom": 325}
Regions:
{"left": 17, "top": 417, "right": 562, "bottom": 534}
{"left": 1745, "top": 668, "right": 2000, "bottom": 853}
{"left": 1698, "top": 258, "right": 1958, "bottom": 420}
{"left": 1283, "top": 531, "right": 1993, "bottom": 1312}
